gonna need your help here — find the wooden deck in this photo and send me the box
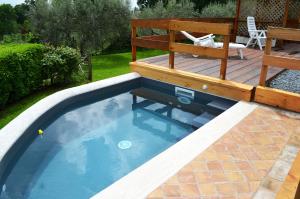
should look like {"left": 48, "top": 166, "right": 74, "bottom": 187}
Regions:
{"left": 139, "top": 43, "right": 300, "bottom": 86}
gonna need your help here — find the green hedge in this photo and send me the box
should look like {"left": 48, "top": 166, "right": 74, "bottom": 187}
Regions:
{"left": 0, "top": 44, "right": 81, "bottom": 109}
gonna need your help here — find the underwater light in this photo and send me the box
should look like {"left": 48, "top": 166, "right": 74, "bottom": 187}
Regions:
{"left": 118, "top": 140, "right": 132, "bottom": 149}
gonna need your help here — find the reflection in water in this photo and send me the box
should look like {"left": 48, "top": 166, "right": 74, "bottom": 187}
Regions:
{"left": 1, "top": 88, "right": 209, "bottom": 199}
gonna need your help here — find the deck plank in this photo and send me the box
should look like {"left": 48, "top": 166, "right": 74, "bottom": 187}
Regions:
{"left": 137, "top": 43, "right": 300, "bottom": 86}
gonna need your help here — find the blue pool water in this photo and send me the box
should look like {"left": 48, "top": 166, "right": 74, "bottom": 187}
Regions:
{"left": 0, "top": 78, "right": 235, "bottom": 199}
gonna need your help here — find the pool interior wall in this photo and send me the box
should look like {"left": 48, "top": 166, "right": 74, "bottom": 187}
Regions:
{"left": 0, "top": 77, "right": 236, "bottom": 199}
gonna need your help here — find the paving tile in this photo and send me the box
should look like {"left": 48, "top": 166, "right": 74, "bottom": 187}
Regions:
{"left": 216, "top": 183, "right": 237, "bottom": 195}
{"left": 180, "top": 184, "right": 200, "bottom": 197}
{"left": 207, "top": 161, "right": 223, "bottom": 171}
{"left": 162, "top": 185, "right": 181, "bottom": 197}
{"left": 199, "top": 183, "right": 217, "bottom": 196}
{"left": 252, "top": 160, "right": 274, "bottom": 170}
{"left": 190, "top": 161, "right": 208, "bottom": 172}
{"left": 178, "top": 171, "right": 197, "bottom": 183}
{"left": 225, "top": 172, "right": 244, "bottom": 182}
{"left": 249, "top": 181, "right": 261, "bottom": 192}
{"left": 236, "top": 161, "right": 252, "bottom": 170}
{"left": 146, "top": 107, "right": 300, "bottom": 198}
{"left": 195, "top": 172, "right": 212, "bottom": 184}
{"left": 236, "top": 182, "right": 251, "bottom": 194}
{"left": 253, "top": 187, "right": 276, "bottom": 199}
{"left": 222, "top": 161, "right": 238, "bottom": 171}
{"left": 210, "top": 172, "right": 227, "bottom": 182}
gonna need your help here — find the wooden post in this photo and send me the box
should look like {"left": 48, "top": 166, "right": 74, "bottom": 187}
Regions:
{"left": 278, "top": 0, "right": 290, "bottom": 47}
{"left": 131, "top": 25, "right": 137, "bottom": 62}
{"left": 283, "top": 0, "right": 290, "bottom": 28}
{"left": 220, "top": 35, "right": 230, "bottom": 80}
{"left": 169, "top": 30, "right": 175, "bottom": 69}
{"left": 232, "top": 0, "right": 241, "bottom": 42}
{"left": 259, "top": 37, "right": 272, "bottom": 86}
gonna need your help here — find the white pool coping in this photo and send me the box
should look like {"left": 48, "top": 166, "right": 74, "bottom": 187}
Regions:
{"left": 92, "top": 101, "right": 258, "bottom": 199}
{"left": 0, "top": 72, "right": 141, "bottom": 163}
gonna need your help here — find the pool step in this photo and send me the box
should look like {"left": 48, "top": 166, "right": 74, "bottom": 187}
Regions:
{"left": 192, "top": 112, "right": 215, "bottom": 128}
{"left": 207, "top": 100, "right": 233, "bottom": 111}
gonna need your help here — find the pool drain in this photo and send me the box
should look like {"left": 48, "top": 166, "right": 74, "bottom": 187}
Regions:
{"left": 118, "top": 140, "right": 132, "bottom": 149}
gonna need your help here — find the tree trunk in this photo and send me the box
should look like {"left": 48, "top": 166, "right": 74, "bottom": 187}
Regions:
{"left": 87, "top": 54, "right": 92, "bottom": 81}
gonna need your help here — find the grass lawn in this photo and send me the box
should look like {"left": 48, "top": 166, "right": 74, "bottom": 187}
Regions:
{"left": 0, "top": 49, "right": 166, "bottom": 128}
{"left": 92, "top": 49, "right": 165, "bottom": 81}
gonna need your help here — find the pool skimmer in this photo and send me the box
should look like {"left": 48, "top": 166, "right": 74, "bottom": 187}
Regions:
{"left": 175, "top": 87, "right": 194, "bottom": 105}
{"left": 118, "top": 140, "right": 132, "bottom": 150}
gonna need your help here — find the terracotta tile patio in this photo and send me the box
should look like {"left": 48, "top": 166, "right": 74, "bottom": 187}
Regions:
{"left": 147, "top": 106, "right": 300, "bottom": 199}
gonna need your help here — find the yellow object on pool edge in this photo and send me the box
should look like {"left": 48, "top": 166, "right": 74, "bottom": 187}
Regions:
{"left": 38, "top": 129, "right": 44, "bottom": 135}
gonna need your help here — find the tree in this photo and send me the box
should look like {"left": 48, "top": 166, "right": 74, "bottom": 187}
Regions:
{"left": 136, "top": 0, "right": 198, "bottom": 35}
{"left": 29, "top": 0, "right": 131, "bottom": 80}
{"left": 0, "top": 4, "right": 18, "bottom": 39}
{"left": 137, "top": 0, "right": 229, "bottom": 12}
{"left": 137, "top": 0, "right": 198, "bottom": 19}
{"left": 137, "top": 0, "right": 168, "bottom": 8}
{"left": 192, "top": 0, "right": 228, "bottom": 12}
{"left": 200, "top": 0, "right": 236, "bottom": 17}
{"left": 14, "top": 3, "right": 30, "bottom": 33}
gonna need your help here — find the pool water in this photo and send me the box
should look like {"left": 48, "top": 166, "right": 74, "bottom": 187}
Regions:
{"left": 0, "top": 78, "right": 235, "bottom": 199}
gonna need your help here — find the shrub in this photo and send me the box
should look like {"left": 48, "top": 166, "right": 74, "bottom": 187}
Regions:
{"left": 1, "top": 32, "right": 40, "bottom": 44}
{"left": 0, "top": 43, "right": 45, "bottom": 108}
{"left": 0, "top": 44, "right": 81, "bottom": 109}
{"left": 42, "top": 46, "right": 81, "bottom": 85}
{"left": 200, "top": 1, "right": 236, "bottom": 18}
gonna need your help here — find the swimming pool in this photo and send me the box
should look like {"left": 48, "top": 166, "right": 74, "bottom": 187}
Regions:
{"left": 0, "top": 73, "right": 236, "bottom": 199}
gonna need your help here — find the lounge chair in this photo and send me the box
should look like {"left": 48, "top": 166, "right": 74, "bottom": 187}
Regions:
{"left": 181, "top": 31, "right": 245, "bottom": 59}
{"left": 246, "top": 16, "right": 267, "bottom": 50}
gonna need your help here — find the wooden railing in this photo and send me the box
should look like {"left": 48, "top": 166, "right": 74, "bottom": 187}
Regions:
{"left": 131, "top": 18, "right": 232, "bottom": 80}
{"left": 255, "top": 27, "right": 300, "bottom": 112}
{"left": 259, "top": 27, "right": 300, "bottom": 86}
{"left": 168, "top": 21, "right": 231, "bottom": 80}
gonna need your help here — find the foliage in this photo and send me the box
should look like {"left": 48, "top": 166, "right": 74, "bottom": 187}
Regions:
{"left": 135, "top": 0, "right": 198, "bottom": 35}
{"left": 41, "top": 46, "right": 81, "bottom": 84}
{"left": 1, "top": 32, "right": 39, "bottom": 44}
{"left": 136, "top": 0, "right": 198, "bottom": 18}
{"left": 192, "top": 0, "right": 228, "bottom": 12}
{"left": 0, "top": 4, "right": 18, "bottom": 40}
{"left": 200, "top": 0, "right": 236, "bottom": 17}
{"left": 0, "top": 44, "right": 81, "bottom": 109}
{"left": 29, "top": 0, "right": 131, "bottom": 55}
{"left": 0, "top": 3, "right": 30, "bottom": 40}
{"left": 137, "top": 0, "right": 228, "bottom": 12}
{"left": 0, "top": 44, "right": 44, "bottom": 108}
